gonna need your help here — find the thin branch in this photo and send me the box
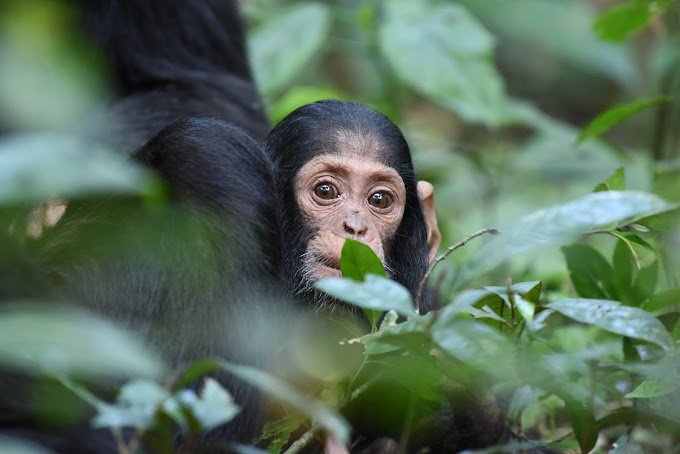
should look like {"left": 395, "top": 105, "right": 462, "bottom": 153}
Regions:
{"left": 415, "top": 227, "right": 499, "bottom": 312}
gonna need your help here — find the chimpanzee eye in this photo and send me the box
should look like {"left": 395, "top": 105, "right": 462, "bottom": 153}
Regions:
{"left": 368, "top": 192, "right": 392, "bottom": 209}
{"left": 314, "top": 183, "right": 339, "bottom": 200}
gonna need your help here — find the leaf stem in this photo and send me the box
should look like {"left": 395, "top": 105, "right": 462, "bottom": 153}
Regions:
{"left": 415, "top": 227, "right": 499, "bottom": 312}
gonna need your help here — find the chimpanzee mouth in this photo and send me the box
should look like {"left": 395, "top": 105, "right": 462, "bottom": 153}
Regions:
{"left": 316, "top": 256, "right": 342, "bottom": 278}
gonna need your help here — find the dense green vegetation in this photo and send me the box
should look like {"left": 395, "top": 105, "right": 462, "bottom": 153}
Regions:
{"left": 2, "top": 0, "right": 680, "bottom": 453}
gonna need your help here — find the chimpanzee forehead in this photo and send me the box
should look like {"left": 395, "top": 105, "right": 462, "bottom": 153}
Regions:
{"left": 322, "top": 128, "right": 399, "bottom": 169}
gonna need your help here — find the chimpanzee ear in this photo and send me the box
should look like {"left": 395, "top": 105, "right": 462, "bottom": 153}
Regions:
{"left": 417, "top": 180, "right": 441, "bottom": 263}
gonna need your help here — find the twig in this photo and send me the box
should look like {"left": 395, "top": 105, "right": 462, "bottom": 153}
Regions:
{"left": 414, "top": 227, "right": 499, "bottom": 312}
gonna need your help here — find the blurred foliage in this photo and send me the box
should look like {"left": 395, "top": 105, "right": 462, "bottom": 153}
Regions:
{"left": 2, "top": 0, "right": 680, "bottom": 453}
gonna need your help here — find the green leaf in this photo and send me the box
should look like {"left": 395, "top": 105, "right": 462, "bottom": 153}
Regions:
{"left": 643, "top": 288, "right": 680, "bottom": 314}
{"left": 457, "top": 191, "right": 676, "bottom": 287}
{"left": 565, "top": 400, "right": 598, "bottom": 454}
{"left": 562, "top": 244, "right": 616, "bottom": 300}
{"left": 612, "top": 237, "right": 658, "bottom": 306}
{"left": 315, "top": 274, "right": 415, "bottom": 317}
{"left": 0, "top": 134, "right": 154, "bottom": 204}
{"left": 514, "top": 296, "right": 535, "bottom": 322}
{"left": 547, "top": 299, "right": 674, "bottom": 351}
{"left": 577, "top": 97, "right": 666, "bottom": 144}
{"left": 339, "top": 239, "right": 387, "bottom": 280}
{"left": 361, "top": 312, "right": 434, "bottom": 355}
{"left": 248, "top": 3, "right": 331, "bottom": 96}
{"left": 257, "top": 416, "right": 305, "bottom": 454}
{"left": 339, "top": 239, "right": 387, "bottom": 328}
{"left": 594, "top": 0, "right": 672, "bottom": 42}
{"left": 93, "top": 379, "right": 169, "bottom": 429}
{"left": 378, "top": 1, "right": 507, "bottom": 126}
{"left": 594, "top": 167, "right": 625, "bottom": 192}
{"left": 0, "top": 303, "right": 165, "bottom": 379}
{"left": 431, "top": 317, "right": 515, "bottom": 380}
{"left": 375, "top": 353, "right": 442, "bottom": 402}
{"left": 215, "top": 360, "right": 350, "bottom": 444}
{"left": 176, "top": 378, "right": 240, "bottom": 432}
{"left": 626, "top": 378, "right": 680, "bottom": 399}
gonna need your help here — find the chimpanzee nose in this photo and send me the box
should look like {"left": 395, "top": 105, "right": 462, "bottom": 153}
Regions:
{"left": 343, "top": 212, "right": 368, "bottom": 237}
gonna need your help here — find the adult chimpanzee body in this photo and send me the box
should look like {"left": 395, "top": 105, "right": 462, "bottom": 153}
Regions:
{"left": 0, "top": 1, "right": 514, "bottom": 453}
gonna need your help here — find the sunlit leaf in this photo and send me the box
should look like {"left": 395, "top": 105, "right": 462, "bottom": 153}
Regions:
{"left": 577, "top": 97, "right": 666, "bottom": 144}
{"left": 547, "top": 299, "right": 674, "bottom": 351}
{"left": 379, "top": 1, "right": 507, "bottom": 126}
{"left": 248, "top": 3, "right": 331, "bottom": 96}
{"left": 315, "top": 274, "right": 415, "bottom": 317}
{"left": 457, "top": 191, "right": 676, "bottom": 287}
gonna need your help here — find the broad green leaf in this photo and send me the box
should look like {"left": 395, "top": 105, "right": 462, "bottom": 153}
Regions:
{"left": 562, "top": 244, "right": 616, "bottom": 300}
{"left": 0, "top": 303, "right": 165, "bottom": 379}
{"left": 609, "top": 435, "right": 644, "bottom": 454}
{"left": 176, "top": 378, "right": 240, "bottom": 432}
{"left": 547, "top": 299, "right": 674, "bottom": 351}
{"left": 565, "top": 400, "right": 598, "bottom": 454}
{"left": 0, "top": 134, "right": 154, "bottom": 204}
{"left": 215, "top": 360, "right": 350, "bottom": 444}
{"left": 339, "top": 239, "right": 387, "bottom": 280}
{"left": 378, "top": 1, "right": 507, "bottom": 126}
{"left": 577, "top": 97, "right": 666, "bottom": 144}
{"left": 339, "top": 239, "right": 386, "bottom": 329}
{"left": 612, "top": 237, "right": 658, "bottom": 306}
{"left": 315, "top": 274, "right": 415, "bottom": 317}
{"left": 456, "top": 191, "right": 676, "bottom": 287}
{"left": 374, "top": 353, "right": 442, "bottom": 402}
{"left": 431, "top": 318, "right": 515, "bottom": 380}
{"left": 594, "top": 0, "right": 672, "bottom": 42}
{"left": 361, "top": 312, "right": 434, "bottom": 355}
{"left": 248, "top": 3, "right": 331, "bottom": 96}
{"left": 594, "top": 167, "right": 625, "bottom": 192}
